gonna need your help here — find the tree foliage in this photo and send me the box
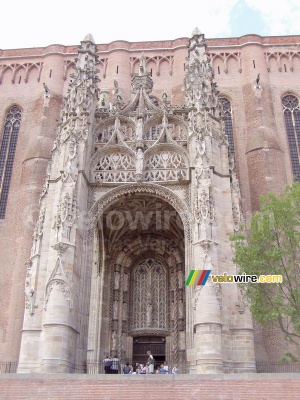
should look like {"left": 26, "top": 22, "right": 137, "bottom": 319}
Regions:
{"left": 231, "top": 183, "right": 300, "bottom": 346}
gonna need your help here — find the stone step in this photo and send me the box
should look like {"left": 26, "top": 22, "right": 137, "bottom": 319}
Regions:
{"left": 0, "top": 373, "right": 299, "bottom": 399}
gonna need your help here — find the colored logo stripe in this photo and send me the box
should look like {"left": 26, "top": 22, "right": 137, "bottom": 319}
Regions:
{"left": 185, "top": 270, "right": 211, "bottom": 286}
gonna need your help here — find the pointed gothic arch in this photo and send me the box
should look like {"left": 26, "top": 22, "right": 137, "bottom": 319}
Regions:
{"left": 86, "top": 185, "right": 189, "bottom": 371}
{"left": 219, "top": 97, "right": 235, "bottom": 157}
{"left": 87, "top": 183, "right": 192, "bottom": 238}
{"left": 0, "top": 65, "right": 14, "bottom": 84}
{"left": 282, "top": 94, "right": 300, "bottom": 181}
{"left": 0, "top": 105, "right": 22, "bottom": 219}
{"left": 91, "top": 146, "right": 136, "bottom": 183}
{"left": 144, "top": 144, "right": 189, "bottom": 182}
{"left": 12, "top": 64, "right": 26, "bottom": 84}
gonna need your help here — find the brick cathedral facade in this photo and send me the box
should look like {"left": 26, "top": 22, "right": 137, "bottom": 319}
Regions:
{"left": 0, "top": 30, "right": 299, "bottom": 373}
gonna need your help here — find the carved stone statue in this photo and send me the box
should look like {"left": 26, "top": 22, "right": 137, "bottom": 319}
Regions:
{"left": 139, "top": 54, "right": 147, "bottom": 75}
{"left": 51, "top": 140, "right": 57, "bottom": 152}
{"left": 178, "top": 270, "right": 184, "bottom": 289}
{"left": 171, "top": 301, "right": 176, "bottom": 320}
{"left": 114, "top": 271, "right": 120, "bottom": 290}
{"left": 111, "top": 330, "right": 117, "bottom": 350}
{"left": 136, "top": 148, "right": 144, "bottom": 174}
{"left": 146, "top": 303, "right": 152, "bottom": 326}
{"left": 123, "top": 272, "right": 128, "bottom": 292}
{"left": 114, "top": 116, "right": 121, "bottom": 130}
{"left": 61, "top": 159, "right": 77, "bottom": 184}
{"left": 113, "top": 300, "right": 118, "bottom": 319}
{"left": 122, "top": 302, "right": 127, "bottom": 320}
{"left": 178, "top": 299, "right": 184, "bottom": 318}
{"left": 136, "top": 118, "right": 143, "bottom": 141}
{"left": 170, "top": 272, "right": 176, "bottom": 290}
{"left": 121, "top": 332, "right": 126, "bottom": 351}
{"left": 196, "top": 138, "right": 206, "bottom": 157}
{"left": 199, "top": 190, "right": 209, "bottom": 221}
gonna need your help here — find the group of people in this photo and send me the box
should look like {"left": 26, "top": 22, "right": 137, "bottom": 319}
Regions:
{"left": 156, "top": 362, "right": 179, "bottom": 374}
{"left": 123, "top": 361, "right": 179, "bottom": 374}
{"left": 103, "top": 351, "right": 179, "bottom": 375}
{"left": 103, "top": 355, "right": 119, "bottom": 374}
{"left": 122, "top": 351, "right": 179, "bottom": 375}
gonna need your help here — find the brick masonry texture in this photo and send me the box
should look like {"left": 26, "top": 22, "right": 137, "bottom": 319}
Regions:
{"left": 0, "top": 373, "right": 300, "bottom": 399}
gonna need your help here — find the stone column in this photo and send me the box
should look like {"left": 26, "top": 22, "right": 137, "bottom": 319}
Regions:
{"left": 193, "top": 240, "right": 223, "bottom": 373}
{"left": 228, "top": 286, "right": 256, "bottom": 372}
{"left": 41, "top": 255, "right": 78, "bottom": 373}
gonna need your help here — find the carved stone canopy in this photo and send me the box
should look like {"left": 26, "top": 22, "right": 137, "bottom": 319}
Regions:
{"left": 100, "top": 194, "right": 185, "bottom": 259}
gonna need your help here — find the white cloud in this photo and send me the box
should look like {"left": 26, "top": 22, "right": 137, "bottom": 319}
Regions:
{"left": 246, "top": 0, "right": 300, "bottom": 35}
{"left": 0, "top": 0, "right": 299, "bottom": 49}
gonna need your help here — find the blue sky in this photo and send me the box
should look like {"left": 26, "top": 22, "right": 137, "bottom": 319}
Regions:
{"left": 1, "top": 0, "right": 299, "bottom": 49}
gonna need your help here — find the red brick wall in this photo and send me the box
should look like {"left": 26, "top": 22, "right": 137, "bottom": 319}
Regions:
{"left": 0, "top": 373, "right": 299, "bottom": 399}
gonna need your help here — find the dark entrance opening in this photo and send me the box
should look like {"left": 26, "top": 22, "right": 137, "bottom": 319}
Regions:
{"left": 132, "top": 336, "right": 165, "bottom": 370}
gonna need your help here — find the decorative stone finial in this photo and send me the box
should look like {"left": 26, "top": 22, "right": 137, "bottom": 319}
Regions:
{"left": 184, "top": 29, "right": 220, "bottom": 116}
{"left": 83, "top": 33, "right": 95, "bottom": 43}
{"left": 192, "top": 27, "right": 202, "bottom": 37}
{"left": 131, "top": 53, "right": 153, "bottom": 94}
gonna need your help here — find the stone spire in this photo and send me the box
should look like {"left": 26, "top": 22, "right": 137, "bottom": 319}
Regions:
{"left": 58, "top": 33, "right": 100, "bottom": 125}
{"left": 19, "top": 35, "right": 102, "bottom": 373}
{"left": 184, "top": 29, "right": 220, "bottom": 117}
{"left": 83, "top": 33, "right": 95, "bottom": 43}
{"left": 49, "top": 34, "right": 100, "bottom": 245}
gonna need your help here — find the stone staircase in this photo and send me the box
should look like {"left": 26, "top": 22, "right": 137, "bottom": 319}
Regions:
{"left": 0, "top": 373, "right": 299, "bottom": 399}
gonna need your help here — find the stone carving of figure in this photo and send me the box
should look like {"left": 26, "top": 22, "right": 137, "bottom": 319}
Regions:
{"left": 199, "top": 190, "right": 209, "bottom": 221}
{"left": 62, "top": 159, "right": 77, "bottom": 184}
{"left": 136, "top": 118, "right": 143, "bottom": 141}
{"left": 178, "top": 299, "right": 184, "bottom": 318}
{"left": 34, "top": 209, "right": 45, "bottom": 240}
{"left": 170, "top": 272, "right": 176, "bottom": 290}
{"left": 122, "top": 302, "right": 127, "bottom": 320}
{"left": 53, "top": 204, "right": 62, "bottom": 231}
{"left": 113, "top": 300, "right": 118, "bottom": 319}
{"left": 162, "top": 112, "right": 168, "bottom": 128}
{"left": 171, "top": 301, "right": 176, "bottom": 320}
{"left": 196, "top": 138, "right": 206, "bottom": 157}
{"left": 193, "top": 193, "right": 200, "bottom": 224}
{"left": 114, "top": 271, "right": 120, "bottom": 290}
{"left": 203, "top": 168, "right": 211, "bottom": 187}
{"left": 167, "top": 254, "right": 176, "bottom": 268}
{"left": 114, "top": 116, "right": 121, "bottom": 130}
{"left": 111, "top": 330, "right": 117, "bottom": 350}
{"left": 52, "top": 140, "right": 57, "bottom": 152}
{"left": 178, "top": 270, "right": 184, "bottom": 289}
{"left": 121, "top": 332, "right": 126, "bottom": 351}
{"left": 136, "top": 148, "right": 144, "bottom": 174}
{"left": 69, "top": 138, "right": 77, "bottom": 160}
{"left": 123, "top": 272, "right": 128, "bottom": 292}
{"left": 139, "top": 54, "right": 147, "bottom": 75}
{"left": 146, "top": 303, "right": 152, "bottom": 326}
{"left": 232, "top": 171, "right": 241, "bottom": 194}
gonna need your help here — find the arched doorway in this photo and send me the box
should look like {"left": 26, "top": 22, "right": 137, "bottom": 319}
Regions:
{"left": 132, "top": 336, "right": 166, "bottom": 368}
{"left": 96, "top": 193, "right": 186, "bottom": 367}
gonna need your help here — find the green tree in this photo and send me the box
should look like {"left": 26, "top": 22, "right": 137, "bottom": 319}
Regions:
{"left": 231, "top": 183, "right": 300, "bottom": 354}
